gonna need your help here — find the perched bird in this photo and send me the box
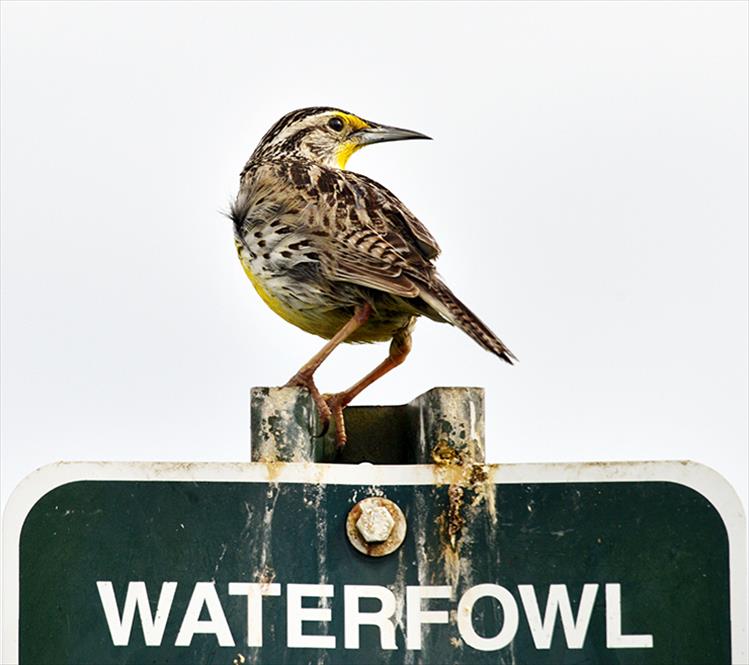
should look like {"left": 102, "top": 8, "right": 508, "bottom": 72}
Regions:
{"left": 231, "top": 107, "right": 515, "bottom": 447}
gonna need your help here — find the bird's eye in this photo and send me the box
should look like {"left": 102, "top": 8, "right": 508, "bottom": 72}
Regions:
{"left": 328, "top": 117, "right": 345, "bottom": 132}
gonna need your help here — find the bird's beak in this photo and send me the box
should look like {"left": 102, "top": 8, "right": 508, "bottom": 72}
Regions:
{"left": 354, "top": 123, "right": 432, "bottom": 146}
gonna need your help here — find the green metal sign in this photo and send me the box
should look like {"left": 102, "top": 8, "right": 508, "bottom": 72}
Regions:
{"left": 2, "top": 461, "right": 746, "bottom": 664}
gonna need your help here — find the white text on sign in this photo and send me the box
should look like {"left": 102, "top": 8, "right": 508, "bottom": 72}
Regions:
{"left": 96, "top": 581, "right": 654, "bottom": 651}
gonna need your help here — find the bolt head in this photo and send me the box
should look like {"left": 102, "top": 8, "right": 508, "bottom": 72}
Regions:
{"left": 347, "top": 496, "right": 407, "bottom": 557}
{"left": 356, "top": 505, "right": 395, "bottom": 543}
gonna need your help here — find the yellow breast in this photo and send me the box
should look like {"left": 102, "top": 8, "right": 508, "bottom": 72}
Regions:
{"left": 236, "top": 242, "right": 409, "bottom": 343}
{"left": 237, "top": 249, "right": 341, "bottom": 337}
{"left": 241, "top": 261, "right": 303, "bottom": 326}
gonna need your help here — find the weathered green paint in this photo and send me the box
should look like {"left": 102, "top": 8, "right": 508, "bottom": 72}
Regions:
{"left": 19, "top": 476, "right": 730, "bottom": 664}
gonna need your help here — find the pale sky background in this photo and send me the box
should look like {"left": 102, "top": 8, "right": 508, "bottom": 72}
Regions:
{"left": 1, "top": 2, "right": 747, "bottom": 513}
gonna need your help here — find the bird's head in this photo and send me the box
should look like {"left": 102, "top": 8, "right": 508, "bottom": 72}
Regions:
{"left": 250, "top": 107, "right": 430, "bottom": 169}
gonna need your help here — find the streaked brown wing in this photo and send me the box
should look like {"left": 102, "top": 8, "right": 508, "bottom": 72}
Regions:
{"left": 307, "top": 169, "right": 439, "bottom": 297}
{"left": 240, "top": 160, "right": 440, "bottom": 300}
{"left": 329, "top": 253, "right": 420, "bottom": 298}
{"left": 346, "top": 171, "right": 441, "bottom": 261}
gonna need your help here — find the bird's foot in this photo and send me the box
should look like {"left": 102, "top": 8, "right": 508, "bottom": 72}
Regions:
{"left": 323, "top": 392, "right": 352, "bottom": 449}
{"left": 284, "top": 373, "right": 332, "bottom": 435}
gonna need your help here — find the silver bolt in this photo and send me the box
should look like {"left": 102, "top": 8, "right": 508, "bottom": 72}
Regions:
{"left": 346, "top": 496, "right": 407, "bottom": 557}
{"left": 356, "top": 505, "right": 395, "bottom": 543}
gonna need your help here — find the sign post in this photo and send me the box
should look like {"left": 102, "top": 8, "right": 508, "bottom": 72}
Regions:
{"left": 2, "top": 388, "right": 747, "bottom": 664}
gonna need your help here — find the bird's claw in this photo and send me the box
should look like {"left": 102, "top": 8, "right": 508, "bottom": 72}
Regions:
{"left": 285, "top": 373, "right": 332, "bottom": 437}
{"left": 323, "top": 392, "right": 349, "bottom": 449}
{"left": 284, "top": 374, "right": 350, "bottom": 447}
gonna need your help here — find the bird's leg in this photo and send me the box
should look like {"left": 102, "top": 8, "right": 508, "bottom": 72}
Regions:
{"left": 325, "top": 326, "right": 413, "bottom": 449}
{"left": 285, "top": 303, "right": 372, "bottom": 430}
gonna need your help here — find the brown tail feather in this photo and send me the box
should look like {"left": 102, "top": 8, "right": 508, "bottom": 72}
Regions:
{"left": 419, "top": 279, "right": 517, "bottom": 364}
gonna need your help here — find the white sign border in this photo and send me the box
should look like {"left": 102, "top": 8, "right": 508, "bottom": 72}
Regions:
{"left": 2, "top": 460, "right": 747, "bottom": 663}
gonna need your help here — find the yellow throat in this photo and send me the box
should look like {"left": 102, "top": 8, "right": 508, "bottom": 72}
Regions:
{"left": 335, "top": 113, "right": 370, "bottom": 169}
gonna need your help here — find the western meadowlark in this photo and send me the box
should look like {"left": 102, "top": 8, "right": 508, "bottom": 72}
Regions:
{"left": 231, "top": 107, "right": 515, "bottom": 447}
